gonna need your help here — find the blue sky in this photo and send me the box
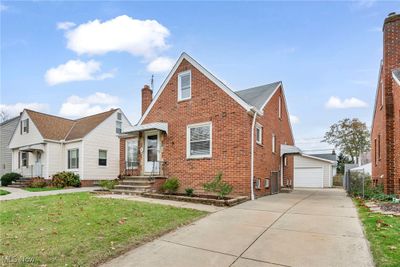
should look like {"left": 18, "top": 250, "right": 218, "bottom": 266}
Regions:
{"left": 1, "top": 1, "right": 398, "bottom": 151}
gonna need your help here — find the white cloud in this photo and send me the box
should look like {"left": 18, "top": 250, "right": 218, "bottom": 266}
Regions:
{"left": 147, "top": 56, "right": 174, "bottom": 73}
{"left": 290, "top": 115, "right": 300, "bottom": 124}
{"left": 0, "top": 3, "right": 8, "bottom": 12}
{"left": 57, "top": 21, "right": 76, "bottom": 30}
{"left": 59, "top": 92, "right": 120, "bottom": 117}
{"left": 325, "top": 96, "right": 368, "bottom": 109}
{"left": 63, "top": 15, "right": 170, "bottom": 58}
{"left": 0, "top": 103, "right": 49, "bottom": 117}
{"left": 45, "top": 59, "right": 115, "bottom": 86}
{"left": 368, "top": 26, "right": 381, "bottom": 32}
{"left": 355, "top": 0, "right": 376, "bottom": 8}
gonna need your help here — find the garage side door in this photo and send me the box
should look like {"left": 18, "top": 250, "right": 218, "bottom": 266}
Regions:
{"left": 294, "top": 167, "right": 323, "bottom": 188}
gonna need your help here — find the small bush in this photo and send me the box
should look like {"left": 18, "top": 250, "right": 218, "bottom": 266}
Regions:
{"left": 51, "top": 172, "right": 80, "bottom": 188}
{"left": 28, "top": 177, "right": 47, "bottom": 188}
{"left": 1, "top": 172, "right": 22, "bottom": 186}
{"left": 349, "top": 173, "right": 395, "bottom": 201}
{"left": 162, "top": 177, "right": 180, "bottom": 194}
{"left": 203, "top": 172, "right": 233, "bottom": 199}
{"left": 185, "top": 188, "right": 194, "bottom": 197}
{"left": 99, "top": 180, "right": 117, "bottom": 190}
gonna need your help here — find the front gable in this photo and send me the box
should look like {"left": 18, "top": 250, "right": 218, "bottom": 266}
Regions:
{"left": 138, "top": 53, "right": 252, "bottom": 125}
{"left": 9, "top": 111, "right": 44, "bottom": 149}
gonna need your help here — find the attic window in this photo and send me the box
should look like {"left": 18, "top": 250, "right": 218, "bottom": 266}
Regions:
{"left": 21, "top": 119, "right": 29, "bottom": 134}
{"left": 178, "top": 70, "right": 191, "bottom": 101}
{"left": 380, "top": 83, "right": 384, "bottom": 108}
{"left": 116, "top": 121, "right": 122, "bottom": 134}
{"left": 117, "top": 112, "right": 122, "bottom": 120}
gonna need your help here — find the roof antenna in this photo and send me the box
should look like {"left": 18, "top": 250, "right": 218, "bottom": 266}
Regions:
{"left": 150, "top": 74, "right": 154, "bottom": 90}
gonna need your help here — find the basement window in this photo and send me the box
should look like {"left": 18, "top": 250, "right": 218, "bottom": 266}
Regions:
{"left": 178, "top": 70, "right": 191, "bottom": 101}
{"left": 255, "top": 178, "right": 261, "bottom": 189}
{"left": 265, "top": 178, "right": 270, "bottom": 188}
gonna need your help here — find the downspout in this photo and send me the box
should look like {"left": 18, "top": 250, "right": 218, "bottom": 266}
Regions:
{"left": 250, "top": 107, "right": 258, "bottom": 200}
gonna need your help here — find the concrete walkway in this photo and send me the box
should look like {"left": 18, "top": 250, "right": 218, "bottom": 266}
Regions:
{"left": 0, "top": 186, "right": 100, "bottom": 201}
{"left": 101, "top": 189, "right": 374, "bottom": 267}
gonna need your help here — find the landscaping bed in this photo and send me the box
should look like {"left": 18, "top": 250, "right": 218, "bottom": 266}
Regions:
{"left": 354, "top": 199, "right": 400, "bottom": 267}
{"left": 143, "top": 192, "right": 248, "bottom": 206}
{"left": 0, "top": 192, "right": 206, "bottom": 266}
{"left": 379, "top": 203, "right": 400, "bottom": 213}
{"left": 24, "top": 187, "right": 65, "bottom": 192}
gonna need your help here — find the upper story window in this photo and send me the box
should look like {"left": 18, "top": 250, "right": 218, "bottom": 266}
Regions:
{"left": 116, "top": 121, "right": 122, "bottom": 134}
{"left": 272, "top": 134, "right": 276, "bottom": 153}
{"left": 256, "top": 123, "right": 263, "bottom": 145}
{"left": 178, "top": 70, "right": 191, "bottom": 101}
{"left": 99, "top": 150, "right": 107, "bottom": 166}
{"left": 117, "top": 112, "right": 122, "bottom": 120}
{"left": 20, "top": 119, "right": 29, "bottom": 134}
{"left": 278, "top": 96, "right": 282, "bottom": 119}
{"left": 378, "top": 134, "right": 381, "bottom": 160}
{"left": 68, "top": 149, "right": 79, "bottom": 169}
{"left": 187, "top": 122, "right": 212, "bottom": 158}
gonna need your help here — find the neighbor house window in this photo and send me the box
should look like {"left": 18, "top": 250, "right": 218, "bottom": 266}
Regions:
{"left": 21, "top": 152, "right": 28, "bottom": 167}
{"left": 126, "top": 138, "right": 138, "bottom": 168}
{"left": 20, "top": 119, "right": 29, "bottom": 134}
{"left": 272, "top": 134, "right": 276, "bottom": 153}
{"left": 99, "top": 150, "right": 107, "bottom": 166}
{"left": 68, "top": 149, "right": 79, "bottom": 169}
{"left": 178, "top": 70, "right": 191, "bottom": 101}
{"left": 278, "top": 96, "right": 282, "bottom": 119}
{"left": 256, "top": 123, "right": 263, "bottom": 144}
{"left": 116, "top": 121, "right": 122, "bottom": 134}
{"left": 187, "top": 122, "right": 212, "bottom": 158}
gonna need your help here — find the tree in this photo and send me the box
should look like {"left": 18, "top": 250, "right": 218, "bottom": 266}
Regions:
{"left": 0, "top": 110, "right": 10, "bottom": 123}
{"left": 336, "top": 152, "right": 352, "bottom": 175}
{"left": 323, "top": 118, "right": 370, "bottom": 164}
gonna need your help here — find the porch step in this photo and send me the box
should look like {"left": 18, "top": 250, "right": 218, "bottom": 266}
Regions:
{"left": 110, "top": 189, "right": 154, "bottom": 196}
{"left": 114, "top": 185, "right": 151, "bottom": 191}
{"left": 8, "top": 178, "right": 32, "bottom": 188}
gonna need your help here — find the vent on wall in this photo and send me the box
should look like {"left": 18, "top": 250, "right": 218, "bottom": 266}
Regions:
{"left": 255, "top": 178, "right": 261, "bottom": 189}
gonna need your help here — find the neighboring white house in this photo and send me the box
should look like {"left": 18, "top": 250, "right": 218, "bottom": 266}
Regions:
{"left": 294, "top": 154, "right": 336, "bottom": 188}
{"left": 0, "top": 116, "right": 20, "bottom": 177}
{"left": 8, "top": 109, "right": 131, "bottom": 184}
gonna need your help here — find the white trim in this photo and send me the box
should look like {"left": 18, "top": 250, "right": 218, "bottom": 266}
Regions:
{"left": 272, "top": 133, "right": 276, "bottom": 153}
{"left": 178, "top": 70, "right": 192, "bottom": 101}
{"left": 125, "top": 137, "right": 139, "bottom": 170}
{"left": 278, "top": 95, "right": 282, "bottom": 119}
{"left": 186, "top": 121, "right": 212, "bottom": 159}
{"left": 255, "top": 123, "right": 263, "bottom": 145}
{"left": 393, "top": 71, "right": 400, "bottom": 85}
{"left": 144, "top": 131, "right": 160, "bottom": 173}
{"left": 138, "top": 53, "right": 252, "bottom": 125}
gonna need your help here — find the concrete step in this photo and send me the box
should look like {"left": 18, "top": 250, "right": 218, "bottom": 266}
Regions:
{"left": 111, "top": 189, "right": 151, "bottom": 196}
{"left": 119, "top": 180, "right": 154, "bottom": 186}
{"left": 114, "top": 185, "right": 151, "bottom": 191}
{"left": 121, "top": 176, "right": 165, "bottom": 181}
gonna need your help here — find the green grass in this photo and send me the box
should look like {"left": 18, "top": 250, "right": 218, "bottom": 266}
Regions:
{"left": 354, "top": 199, "right": 400, "bottom": 267}
{"left": 24, "top": 187, "right": 64, "bottom": 192}
{"left": 0, "top": 189, "right": 10, "bottom": 195}
{"left": 0, "top": 193, "right": 207, "bottom": 266}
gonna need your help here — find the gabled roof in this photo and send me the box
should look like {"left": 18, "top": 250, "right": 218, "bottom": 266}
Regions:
{"left": 25, "top": 109, "right": 117, "bottom": 141}
{"left": 310, "top": 153, "right": 337, "bottom": 162}
{"left": 235, "top": 82, "right": 281, "bottom": 110}
{"left": 0, "top": 116, "right": 20, "bottom": 126}
{"left": 393, "top": 68, "right": 400, "bottom": 85}
{"left": 301, "top": 154, "right": 336, "bottom": 164}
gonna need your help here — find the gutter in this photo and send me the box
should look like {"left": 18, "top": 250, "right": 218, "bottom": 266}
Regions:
{"left": 249, "top": 107, "right": 259, "bottom": 200}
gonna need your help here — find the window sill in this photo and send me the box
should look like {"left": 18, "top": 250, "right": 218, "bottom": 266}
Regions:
{"left": 256, "top": 142, "right": 263, "bottom": 147}
{"left": 178, "top": 98, "right": 191, "bottom": 103}
{"left": 186, "top": 156, "right": 212, "bottom": 160}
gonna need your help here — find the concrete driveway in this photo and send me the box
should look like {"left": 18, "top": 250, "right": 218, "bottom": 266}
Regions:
{"left": 101, "top": 189, "right": 374, "bottom": 267}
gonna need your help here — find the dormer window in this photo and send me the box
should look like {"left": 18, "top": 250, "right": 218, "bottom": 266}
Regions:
{"left": 20, "top": 119, "right": 29, "bottom": 134}
{"left": 178, "top": 70, "right": 191, "bottom": 101}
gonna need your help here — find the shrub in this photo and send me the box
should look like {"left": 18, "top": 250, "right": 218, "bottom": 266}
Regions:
{"left": 28, "top": 177, "right": 47, "bottom": 188}
{"left": 1, "top": 172, "right": 22, "bottom": 186}
{"left": 51, "top": 172, "right": 80, "bottom": 188}
{"left": 349, "top": 173, "right": 396, "bottom": 201}
{"left": 185, "top": 188, "right": 194, "bottom": 197}
{"left": 162, "top": 177, "right": 180, "bottom": 194}
{"left": 203, "top": 172, "right": 233, "bottom": 199}
{"left": 99, "top": 180, "right": 117, "bottom": 190}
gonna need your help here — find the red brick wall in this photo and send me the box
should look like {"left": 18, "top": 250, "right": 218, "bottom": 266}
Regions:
{"left": 392, "top": 78, "right": 400, "bottom": 194}
{"left": 253, "top": 86, "right": 295, "bottom": 196}
{"left": 141, "top": 85, "right": 153, "bottom": 116}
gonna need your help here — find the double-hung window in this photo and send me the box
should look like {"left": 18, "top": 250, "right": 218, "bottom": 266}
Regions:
{"left": 178, "top": 71, "right": 191, "bottom": 101}
{"left": 21, "top": 152, "right": 28, "bottom": 167}
{"left": 187, "top": 122, "right": 212, "bottom": 158}
{"left": 272, "top": 134, "right": 276, "bottom": 153}
{"left": 21, "top": 119, "right": 29, "bottom": 134}
{"left": 126, "top": 138, "right": 139, "bottom": 168}
{"left": 256, "top": 123, "right": 263, "bottom": 145}
{"left": 68, "top": 149, "right": 79, "bottom": 169}
{"left": 116, "top": 121, "right": 122, "bottom": 134}
{"left": 99, "top": 150, "right": 107, "bottom": 166}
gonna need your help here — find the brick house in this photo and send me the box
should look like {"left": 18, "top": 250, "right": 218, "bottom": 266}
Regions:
{"left": 371, "top": 12, "right": 400, "bottom": 195}
{"left": 119, "top": 53, "right": 296, "bottom": 198}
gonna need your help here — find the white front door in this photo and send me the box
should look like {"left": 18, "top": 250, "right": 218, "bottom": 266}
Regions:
{"left": 34, "top": 151, "right": 42, "bottom": 177}
{"left": 144, "top": 132, "right": 160, "bottom": 174}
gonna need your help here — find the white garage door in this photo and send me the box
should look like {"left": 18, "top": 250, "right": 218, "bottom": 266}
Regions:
{"left": 294, "top": 167, "right": 323, "bottom": 188}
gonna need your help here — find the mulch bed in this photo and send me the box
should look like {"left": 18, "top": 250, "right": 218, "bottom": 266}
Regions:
{"left": 379, "top": 203, "right": 400, "bottom": 213}
{"left": 365, "top": 201, "right": 400, "bottom": 216}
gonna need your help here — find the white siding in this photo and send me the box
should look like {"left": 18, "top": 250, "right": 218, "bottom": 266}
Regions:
{"left": 294, "top": 155, "right": 333, "bottom": 187}
{"left": 81, "top": 110, "right": 130, "bottom": 180}
{"left": 46, "top": 142, "right": 64, "bottom": 179}
{"left": 64, "top": 141, "right": 83, "bottom": 178}
{"left": 9, "top": 112, "right": 43, "bottom": 149}
{"left": 0, "top": 117, "right": 19, "bottom": 176}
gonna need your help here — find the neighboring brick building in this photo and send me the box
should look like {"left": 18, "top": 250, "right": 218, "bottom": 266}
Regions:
{"left": 120, "top": 53, "right": 296, "bottom": 198}
{"left": 371, "top": 12, "right": 400, "bottom": 195}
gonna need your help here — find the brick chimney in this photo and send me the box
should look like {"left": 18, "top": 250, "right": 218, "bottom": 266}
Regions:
{"left": 141, "top": 85, "right": 153, "bottom": 115}
{"left": 383, "top": 12, "right": 400, "bottom": 79}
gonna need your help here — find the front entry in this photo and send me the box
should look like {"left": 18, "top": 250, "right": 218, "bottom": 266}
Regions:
{"left": 34, "top": 151, "right": 42, "bottom": 177}
{"left": 144, "top": 132, "right": 160, "bottom": 174}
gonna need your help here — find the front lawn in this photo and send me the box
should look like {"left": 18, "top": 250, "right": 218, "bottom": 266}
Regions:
{"left": 0, "top": 189, "right": 10, "bottom": 195}
{"left": 24, "top": 187, "right": 64, "bottom": 192}
{"left": 0, "top": 193, "right": 207, "bottom": 266}
{"left": 354, "top": 199, "right": 400, "bottom": 267}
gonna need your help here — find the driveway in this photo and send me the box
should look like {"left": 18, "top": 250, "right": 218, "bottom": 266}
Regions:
{"left": 101, "top": 189, "right": 374, "bottom": 267}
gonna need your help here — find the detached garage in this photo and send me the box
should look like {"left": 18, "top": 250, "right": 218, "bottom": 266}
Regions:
{"left": 294, "top": 154, "right": 336, "bottom": 188}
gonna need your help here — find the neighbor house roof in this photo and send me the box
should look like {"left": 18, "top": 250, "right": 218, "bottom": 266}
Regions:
{"left": 310, "top": 153, "right": 337, "bottom": 162}
{"left": 235, "top": 82, "right": 281, "bottom": 110}
{"left": 0, "top": 116, "right": 20, "bottom": 126}
{"left": 25, "top": 109, "right": 117, "bottom": 141}
{"left": 393, "top": 68, "right": 400, "bottom": 85}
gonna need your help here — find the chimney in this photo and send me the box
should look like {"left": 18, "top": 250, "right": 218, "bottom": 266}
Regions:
{"left": 141, "top": 85, "right": 153, "bottom": 115}
{"left": 383, "top": 12, "right": 400, "bottom": 78}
